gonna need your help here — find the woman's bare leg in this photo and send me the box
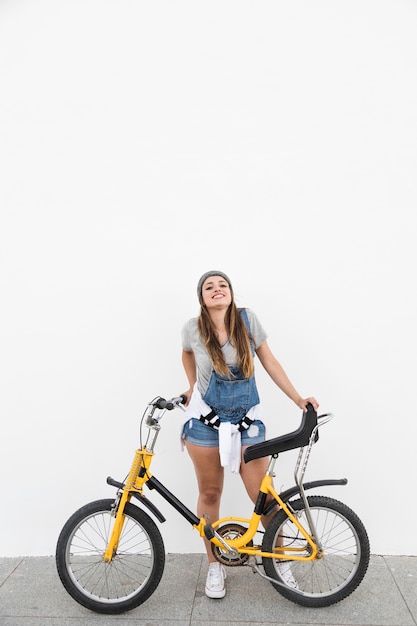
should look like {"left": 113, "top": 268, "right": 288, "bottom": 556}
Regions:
{"left": 184, "top": 441, "right": 224, "bottom": 562}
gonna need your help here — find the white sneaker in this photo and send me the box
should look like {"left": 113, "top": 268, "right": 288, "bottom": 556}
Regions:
{"left": 277, "top": 561, "right": 299, "bottom": 589}
{"left": 205, "top": 562, "right": 226, "bottom": 598}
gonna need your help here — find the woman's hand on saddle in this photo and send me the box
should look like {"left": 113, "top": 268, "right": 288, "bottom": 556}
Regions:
{"left": 298, "top": 397, "right": 319, "bottom": 412}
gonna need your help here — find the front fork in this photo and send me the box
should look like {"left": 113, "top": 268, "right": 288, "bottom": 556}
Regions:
{"left": 103, "top": 448, "right": 153, "bottom": 563}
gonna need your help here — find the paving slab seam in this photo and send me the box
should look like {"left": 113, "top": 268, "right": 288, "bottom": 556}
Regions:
{"left": 189, "top": 553, "right": 206, "bottom": 625}
{"left": 383, "top": 555, "right": 417, "bottom": 626}
{"left": 0, "top": 557, "right": 24, "bottom": 589}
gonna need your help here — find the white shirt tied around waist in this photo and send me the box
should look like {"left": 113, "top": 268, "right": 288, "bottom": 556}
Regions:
{"left": 181, "top": 383, "right": 263, "bottom": 473}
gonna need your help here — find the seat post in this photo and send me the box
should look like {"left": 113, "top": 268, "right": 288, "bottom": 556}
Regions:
{"left": 266, "top": 454, "right": 278, "bottom": 476}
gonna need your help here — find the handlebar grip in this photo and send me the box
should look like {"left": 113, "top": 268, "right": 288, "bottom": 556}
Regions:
{"left": 155, "top": 398, "right": 174, "bottom": 410}
{"left": 107, "top": 476, "right": 124, "bottom": 489}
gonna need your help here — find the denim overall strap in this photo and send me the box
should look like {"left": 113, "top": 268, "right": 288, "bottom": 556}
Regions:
{"left": 239, "top": 308, "right": 255, "bottom": 356}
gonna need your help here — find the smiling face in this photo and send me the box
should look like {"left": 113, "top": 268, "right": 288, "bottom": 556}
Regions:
{"left": 201, "top": 275, "right": 232, "bottom": 311}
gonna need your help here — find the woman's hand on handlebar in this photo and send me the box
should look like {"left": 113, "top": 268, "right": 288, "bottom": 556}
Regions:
{"left": 180, "top": 389, "right": 192, "bottom": 407}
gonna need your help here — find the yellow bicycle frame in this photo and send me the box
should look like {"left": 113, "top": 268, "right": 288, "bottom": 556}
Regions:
{"left": 104, "top": 446, "right": 320, "bottom": 564}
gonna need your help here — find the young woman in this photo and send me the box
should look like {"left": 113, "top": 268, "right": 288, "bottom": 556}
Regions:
{"left": 181, "top": 270, "right": 318, "bottom": 599}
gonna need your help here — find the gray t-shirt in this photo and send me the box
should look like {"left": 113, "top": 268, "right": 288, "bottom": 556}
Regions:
{"left": 181, "top": 308, "right": 268, "bottom": 396}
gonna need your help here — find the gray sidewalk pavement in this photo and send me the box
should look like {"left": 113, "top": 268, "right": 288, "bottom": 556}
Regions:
{"left": 0, "top": 553, "right": 416, "bottom": 626}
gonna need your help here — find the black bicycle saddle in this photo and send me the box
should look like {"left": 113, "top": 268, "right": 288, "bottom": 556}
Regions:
{"left": 243, "top": 403, "right": 318, "bottom": 463}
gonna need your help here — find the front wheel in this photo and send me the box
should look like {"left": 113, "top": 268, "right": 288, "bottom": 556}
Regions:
{"left": 56, "top": 499, "right": 165, "bottom": 614}
{"left": 262, "top": 496, "right": 370, "bottom": 607}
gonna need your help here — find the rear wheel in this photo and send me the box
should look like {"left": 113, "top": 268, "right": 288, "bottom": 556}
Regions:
{"left": 262, "top": 496, "right": 370, "bottom": 607}
{"left": 56, "top": 499, "right": 165, "bottom": 614}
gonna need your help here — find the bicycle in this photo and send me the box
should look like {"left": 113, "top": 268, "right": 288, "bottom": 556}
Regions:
{"left": 56, "top": 395, "right": 370, "bottom": 614}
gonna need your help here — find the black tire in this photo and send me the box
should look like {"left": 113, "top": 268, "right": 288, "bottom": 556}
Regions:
{"left": 262, "top": 496, "right": 370, "bottom": 608}
{"left": 56, "top": 499, "right": 165, "bottom": 614}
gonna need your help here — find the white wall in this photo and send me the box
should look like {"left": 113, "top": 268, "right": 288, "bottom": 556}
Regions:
{"left": 1, "top": 0, "right": 416, "bottom": 557}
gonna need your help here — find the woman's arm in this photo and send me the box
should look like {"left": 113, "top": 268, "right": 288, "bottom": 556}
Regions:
{"left": 256, "top": 340, "right": 318, "bottom": 411}
{"left": 181, "top": 349, "right": 197, "bottom": 405}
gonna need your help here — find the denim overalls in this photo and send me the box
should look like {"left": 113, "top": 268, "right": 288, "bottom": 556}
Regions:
{"left": 200, "top": 309, "right": 260, "bottom": 430}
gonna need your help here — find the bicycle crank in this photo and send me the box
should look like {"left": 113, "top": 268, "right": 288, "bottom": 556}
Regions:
{"left": 211, "top": 523, "right": 253, "bottom": 566}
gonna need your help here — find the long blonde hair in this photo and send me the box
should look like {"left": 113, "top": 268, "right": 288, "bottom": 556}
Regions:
{"left": 198, "top": 302, "right": 254, "bottom": 378}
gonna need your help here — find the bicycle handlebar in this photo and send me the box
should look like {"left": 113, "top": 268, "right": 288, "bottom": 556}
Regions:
{"left": 154, "top": 395, "right": 187, "bottom": 410}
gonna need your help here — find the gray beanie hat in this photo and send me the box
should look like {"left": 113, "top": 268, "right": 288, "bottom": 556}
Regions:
{"left": 197, "top": 270, "right": 232, "bottom": 304}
